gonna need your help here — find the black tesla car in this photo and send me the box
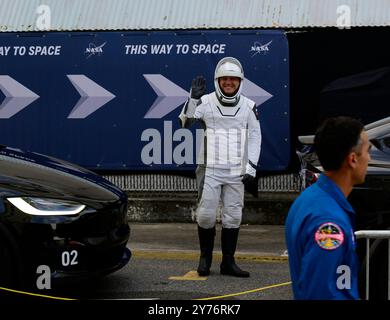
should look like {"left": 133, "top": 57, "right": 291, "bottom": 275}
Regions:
{"left": 0, "top": 145, "right": 131, "bottom": 291}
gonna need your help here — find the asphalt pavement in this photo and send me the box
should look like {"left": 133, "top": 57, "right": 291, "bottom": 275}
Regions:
{"left": 128, "top": 222, "right": 288, "bottom": 259}
{"left": 3, "top": 222, "right": 291, "bottom": 301}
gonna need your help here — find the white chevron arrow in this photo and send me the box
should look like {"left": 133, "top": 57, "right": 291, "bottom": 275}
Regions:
{"left": 67, "top": 75, "right": 115, "bottom": 119}
{"left": 242, "top": 78, "right": 273, "bottom": 107}
{"left": 143, "top": 74, "right": 273, "bottom": 119}
{"left": 0, "top": 75, "right": 39, "bottom": 118}
{"left": 143, "top": 74, "right": 189, "bottom": 119}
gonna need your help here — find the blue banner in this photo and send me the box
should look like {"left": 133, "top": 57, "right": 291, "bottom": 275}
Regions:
{"left": 0, "top": 30, "right": 289, "bottom": 171}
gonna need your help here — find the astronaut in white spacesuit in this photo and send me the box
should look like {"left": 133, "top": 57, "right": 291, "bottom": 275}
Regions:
{"left": 179, "top": 57, "right": 262, "bottom": 277}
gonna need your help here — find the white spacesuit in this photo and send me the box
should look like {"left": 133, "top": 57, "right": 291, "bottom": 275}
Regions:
{"left": 179, "top": 57, "right": 262, "bottom": 277}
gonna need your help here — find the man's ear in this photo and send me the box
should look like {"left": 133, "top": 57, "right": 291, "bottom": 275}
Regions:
{"left": 347, "top": 152, "right": 358, "bottom": 168}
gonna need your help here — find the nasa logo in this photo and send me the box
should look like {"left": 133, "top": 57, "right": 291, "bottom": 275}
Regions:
{"left": 249, "top": 41, "right": 272, "bottom": 57}
{"left": 85, "top": 42, "right": 107, "bottom": 59}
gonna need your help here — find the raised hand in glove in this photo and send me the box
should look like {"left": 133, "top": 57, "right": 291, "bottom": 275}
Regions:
{"left": 242, "top": 173, "right": 259, "bottom": 198}
{"left": 190, "top": 75, "right": 206, "bottom": 99}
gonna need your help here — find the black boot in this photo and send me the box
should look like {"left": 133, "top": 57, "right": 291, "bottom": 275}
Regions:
{"left": 197, "top": 225, "right": 216, "bottom": 276}
{"left": 220, "top": 227, "right": 250, "bottom": 278}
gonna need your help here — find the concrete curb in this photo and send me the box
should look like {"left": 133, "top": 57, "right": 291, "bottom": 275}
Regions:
{"left": 127, "top": 191, "right": 298, "bottom": 225}
{"left": 131, "top": 249, "right": 288, "bottom": 263}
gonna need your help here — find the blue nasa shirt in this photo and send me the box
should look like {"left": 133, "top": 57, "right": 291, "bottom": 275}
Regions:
{"left": 285, "top": 174, "right": 359, "bottom": 300}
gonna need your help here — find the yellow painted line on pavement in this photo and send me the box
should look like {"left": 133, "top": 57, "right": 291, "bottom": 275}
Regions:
{"left": 169, "top": 270, "right": 208, "bottom": 281}
{"left": 0, "top": 286, "right": 76, "bottom": 300}
{"left": 133, "top": 250, "right": 288, "bottom": 263}
{"left": 195, "top": 281, "right": 292, "bottom": 300}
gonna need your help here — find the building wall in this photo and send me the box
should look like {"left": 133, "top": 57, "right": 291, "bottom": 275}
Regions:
{"left": 1, "top": 0, "right": 390, "bottom": 32}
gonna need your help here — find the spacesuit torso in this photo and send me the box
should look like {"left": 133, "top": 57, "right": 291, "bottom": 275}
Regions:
{"left": 195, "top": 92, "right": 258, "bottom": 174}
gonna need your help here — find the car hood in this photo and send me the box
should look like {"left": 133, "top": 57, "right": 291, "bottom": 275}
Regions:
{"left": 0, "top": 146, "right": 126, "bottom": 204}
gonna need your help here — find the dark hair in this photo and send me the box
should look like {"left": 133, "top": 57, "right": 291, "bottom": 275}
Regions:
{"left": 314, "top": 116, "right": 364, "bottom": 171}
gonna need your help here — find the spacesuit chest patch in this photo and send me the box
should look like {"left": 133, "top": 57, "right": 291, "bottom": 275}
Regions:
{"left": 314, "top": 222, "right": 344, "bottom": 250}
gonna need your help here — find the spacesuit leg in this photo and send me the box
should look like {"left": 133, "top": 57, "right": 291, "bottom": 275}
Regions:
{"left": 220, "top": 175, "right": 244, "bottom": 229}
{"left": 196, "top": 169, "right": 221, "bottom": 229}
{"left": 195, "top": 168, "right": 221, "bottom": 275}
{"left": 219, "top": 174, "right": 249, "bottom": 277}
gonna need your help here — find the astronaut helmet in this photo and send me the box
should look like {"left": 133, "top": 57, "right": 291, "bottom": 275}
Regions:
{"left": 214, "top": 57, "right": 244, "bottom": 105}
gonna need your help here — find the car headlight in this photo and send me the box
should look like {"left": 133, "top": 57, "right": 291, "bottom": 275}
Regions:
{"left": 7, "top": 197, "right": 85, "bottom": 216}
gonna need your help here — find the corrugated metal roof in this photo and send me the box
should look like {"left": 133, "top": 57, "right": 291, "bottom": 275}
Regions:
{"left": 0, "top": 0, "right": 390, "bottom": 32}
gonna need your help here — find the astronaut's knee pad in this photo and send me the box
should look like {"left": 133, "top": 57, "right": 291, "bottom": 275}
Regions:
{"left": 196, "top": 210, "right": 216, "bottom": 229}
{"left": 222, "top": 210, "right": 242, "bottom": 229}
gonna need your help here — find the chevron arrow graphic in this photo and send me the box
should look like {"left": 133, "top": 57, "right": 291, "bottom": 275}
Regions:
{"left": 143, "top": 74, "right": 273, "bottom": 119}
{"left": 67, "top": 75, "right": 115, "bottom": 119}
{"left": 0, "top": 75, "right": 39, "bottom": 119}
{"left": 143, "top": 74, "right": 189, "bottom": 119}
{"left": 242, "top": 78, "right": 273, "bottom": 107}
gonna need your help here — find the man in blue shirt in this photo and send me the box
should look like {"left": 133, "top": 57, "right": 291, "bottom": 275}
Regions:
{"left": 286, "top": 116, "right": 371, "bottom": 299}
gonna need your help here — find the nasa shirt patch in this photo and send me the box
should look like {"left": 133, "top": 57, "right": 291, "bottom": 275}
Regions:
{"left": 314, "top": 222, "right": 344, "bottom": 250}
